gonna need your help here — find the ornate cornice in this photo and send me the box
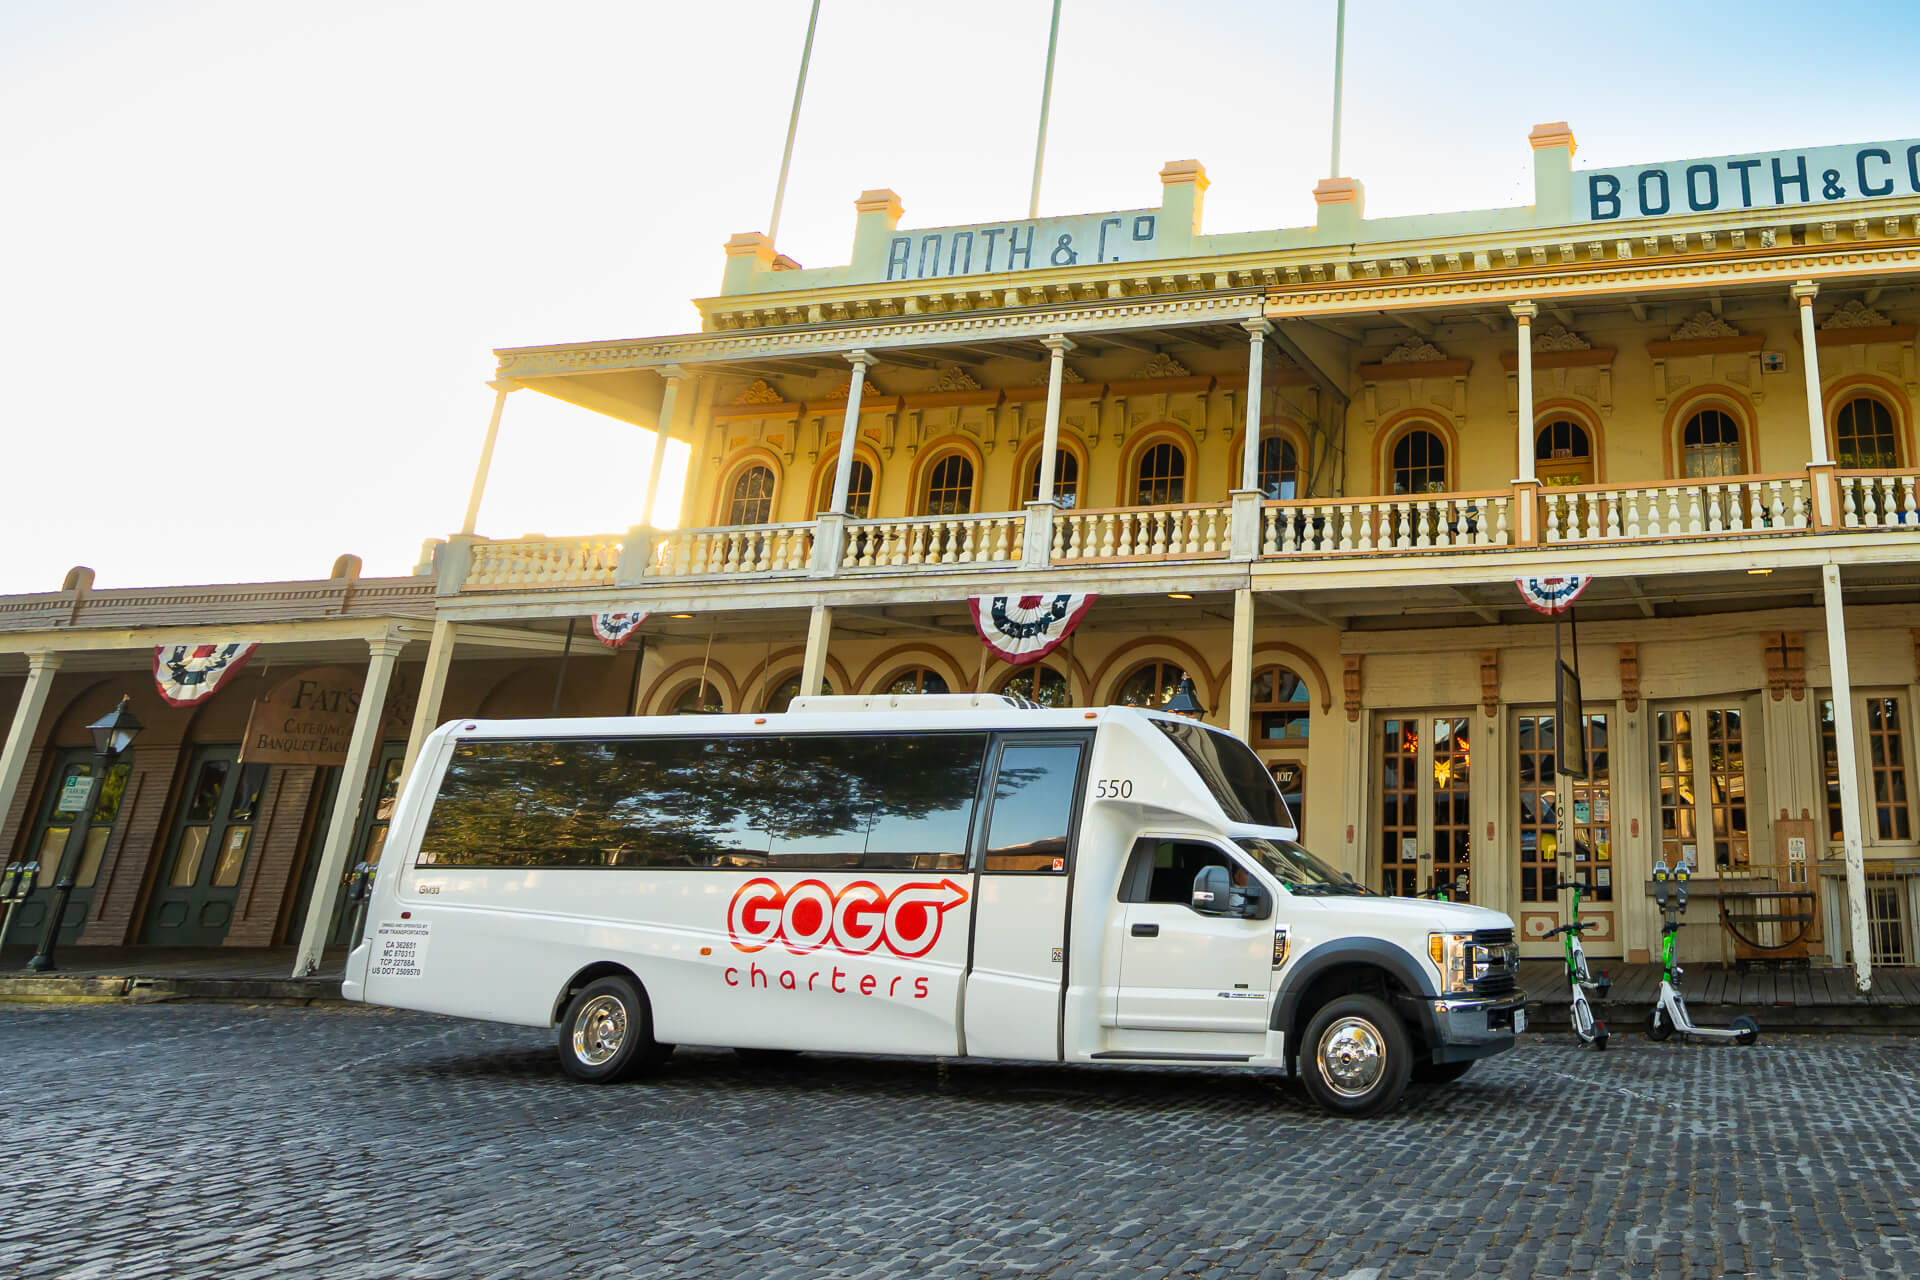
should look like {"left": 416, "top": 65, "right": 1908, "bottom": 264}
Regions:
{"left": 1821, "top": 298, "right": 1893, "bottom": 329}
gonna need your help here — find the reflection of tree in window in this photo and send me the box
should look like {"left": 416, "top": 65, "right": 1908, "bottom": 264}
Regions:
{"left": 1835, "top": 397, "right": 1899, "bottom": 469}
{"left": 1027, "top": 452, "right": 1079, "bottom": 508}
{"left": 725, "top": 465, "right": 776, "bottom": 525}
{"left": 983, "top": 743, "right": 1083, "bottom": 871}
{"left": 671, "top": 681, "right": 725, "bottom": 714}
{"left": 883, "top": 667, "right": 949, "bottom": 696}
{"left": 1134, "top": 442, "right": 1187, "bottom": 505}
{"left": 1391, "top": 429, "right": 1447, "bottom": 494}
{"left": 1681, "top": 410, "right": 1743, "bottom": 478}
{"left": 762, "top": 674, "right": 833, "bottom": 713}
{"left": 922, "top": 455, "right": 974, "bottom": 516}
{"left": 415, "top": 733, "right": 990, "bottom": 872}
{"left": 1115, "top": 660, "right": 1183, "bottom": 709}
{"left": 819, "top": 459, "right": 874, "bottom": 517}
{"left": 998, "top": 665, "right": 1071, "bottom": 707}
{"left": 1258, "top": 436, "right": 1298, "bottom": 500}
{"left": 1252, "top": 665, "right": 1311, "bottom": 741}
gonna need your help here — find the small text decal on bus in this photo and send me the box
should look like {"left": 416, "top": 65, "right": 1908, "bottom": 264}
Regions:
{"left": 727, "top": 877, "right": 969, "bottom": 958}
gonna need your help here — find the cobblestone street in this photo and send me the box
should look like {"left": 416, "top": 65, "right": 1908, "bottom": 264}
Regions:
{"left": 1, "top": 1004, "right": 1915, "bottom": 1279}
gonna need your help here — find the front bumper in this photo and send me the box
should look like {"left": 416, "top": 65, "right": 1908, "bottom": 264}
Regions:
{"left": 1405, "top": 990, "right": 1527, "bottom": 1063}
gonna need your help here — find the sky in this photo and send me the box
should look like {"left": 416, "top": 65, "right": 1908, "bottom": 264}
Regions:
{"left": 2, "top": 0, "right": 1916, "bottom": 594}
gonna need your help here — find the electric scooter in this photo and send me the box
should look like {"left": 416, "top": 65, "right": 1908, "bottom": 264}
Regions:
{"left": 1647, "top": 858, "right": 1760, "bottom": 1045}
{"left": 1414, "top": 873, "right": 1469, "bottom": 903}
{"left": 1540, "top": 877, "right": 1610, "bottom": 1049}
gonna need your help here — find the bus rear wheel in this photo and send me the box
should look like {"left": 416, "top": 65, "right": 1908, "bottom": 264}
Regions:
{"left": 558, "top": 975, "right": 672, "bottom": 1082}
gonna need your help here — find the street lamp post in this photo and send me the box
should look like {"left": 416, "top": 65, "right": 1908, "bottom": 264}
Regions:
{"left": 26, "top": 696, "right": 141, "bottom": 973}
{"left": 1163, "top": 675, "right": 1209, "bottom": 720}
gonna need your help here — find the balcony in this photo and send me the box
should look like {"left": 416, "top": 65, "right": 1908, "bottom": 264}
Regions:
{"left": 439, "top": 464, "right": 1920, "bottom": 595}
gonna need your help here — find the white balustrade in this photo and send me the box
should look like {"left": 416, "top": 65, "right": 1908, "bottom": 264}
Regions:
{"left": 1541, "top": 478, "right": 1810, "bottom": 544}
{"left": 1049, "top": 503, "right": 1231, "bottom": 562}
{"left": 462, "top": 536, "right": 622, "bottom": 590}
{"left": 1838, "top": 471, "right": 1920, "bottom": 529}
{"left": 842, "top": 512, "right": 1023, "bottom": 568}
{"left": 1260, "top": 494, "right": 1510, "bottom": 556}
{"left": 651, "top": 524, "right": 814, "bottom": 577}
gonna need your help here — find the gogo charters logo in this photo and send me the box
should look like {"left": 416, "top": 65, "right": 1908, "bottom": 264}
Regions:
{"left": 727, "top": 877, "right": 970, "bottom": 958}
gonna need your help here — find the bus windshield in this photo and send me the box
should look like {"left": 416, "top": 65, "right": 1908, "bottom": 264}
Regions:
{"left": 1150, "top": 719, "right": 1293, "bottom": 829}
{"left": 1235, "top": 837, "right": 1370, "bottom": 896}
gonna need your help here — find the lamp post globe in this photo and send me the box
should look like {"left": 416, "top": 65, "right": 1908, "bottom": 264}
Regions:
{"left": 1164, "top": 674, "right": 1208, "bottom": 719}
{"left": 26, "top": 695, "right": 142, "bottom": 972}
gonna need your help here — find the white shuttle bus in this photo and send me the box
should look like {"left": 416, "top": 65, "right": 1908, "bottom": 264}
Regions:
{"left": 345, "top": 694, "right": 1525, "bottom": 1116}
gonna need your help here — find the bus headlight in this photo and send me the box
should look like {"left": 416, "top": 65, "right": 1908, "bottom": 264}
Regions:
{"left": 1428, "top": 931, "right": 1473, "bottom": 995}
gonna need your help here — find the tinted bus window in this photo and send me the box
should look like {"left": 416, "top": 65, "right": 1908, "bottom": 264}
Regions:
{"left": 417, "top": 733, "right": 988, "bottom": 871}
{"left": 983, "top": 743, "right": 1084, "bottom": 872}
{"left": 1151, "top": 719, "right": 1294, "bottom": 829}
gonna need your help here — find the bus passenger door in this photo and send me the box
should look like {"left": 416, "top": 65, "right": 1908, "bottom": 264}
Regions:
{"left": 963, "top": 735, "right": 1089, "bottom": 1061}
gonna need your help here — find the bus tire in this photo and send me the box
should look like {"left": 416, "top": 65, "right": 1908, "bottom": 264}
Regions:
{"left": 557, "top": 975, "right": 669, "bottom": 1083}
{"left": 1300, "top": 994, "right": 1411, "bottom": 1117}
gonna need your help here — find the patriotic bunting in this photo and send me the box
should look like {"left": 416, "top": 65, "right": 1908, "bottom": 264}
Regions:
{"left": 153, "top": 642, "right": 258, "bottom": 707}
{"left": 1515, "top": 575, "right": 1594, "bottom": 616}
{"left": 591, "top": 611, "right": 649, "bottom": 649}
{"left": 968, "top": 594, "right": 1097, "bottom": 666}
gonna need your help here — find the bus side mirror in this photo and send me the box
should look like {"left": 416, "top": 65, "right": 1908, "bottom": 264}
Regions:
{"left": 1192, "top": 865, "right": 1231, "bottom": 914}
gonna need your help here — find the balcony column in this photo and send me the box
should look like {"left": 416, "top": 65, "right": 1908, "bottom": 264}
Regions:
{"left": 800, "top": 605, "right": 833, "bottom": 697}
{"left": 813, "top": 350, "right": 875, "bottom": 574}
{"left": 292, "top": 635, "right": 406, "bottom": 977}
{"left": 459, "top": 380, "right": 518, "bottom": 536}
{"left": 1231, "top": 318, "right": 1274, "bottom": 559}
{"left": 1509, "top": 302, "right": 1540, "bottom": 546}
{"left": 1227, "top": 588, "right": 1255, "bottom": 741}
{"left": 0, "top": 652, "right": 62, "bottom": 854}
{"left": 1821, "top": 563, "right": 1873, "bottom": 994}
{"left": 1023, "top": 335, "right": 1074, "bottom": 568}
{"left": 640, "top": 366, "right": 687, "bottom": 529}
{"left": 1794, "top": 282, "right": 1838, "bottom": 528}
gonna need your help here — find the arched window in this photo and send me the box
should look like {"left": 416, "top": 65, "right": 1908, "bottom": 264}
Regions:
{"left": 1026, "top": 452, "right": 1080, "bottom": 508}
{"left": 817, "top": 460, "right": 874, "bottom": 518}
{"left": 998, "top": 665, "right": 1071, "bottom": 707}
{"left": 921, "top": 455, "right": 974, "bottom": 516}
{"left": 1114, "top": 660, "right": 1185, "bottom": 709}
{"left": 1535, "top": 420, "right": 1591, "bottom": 462}
{"left": 882, "top": 666, "right": 950, "bottom": 695}
{"left": 1258, "top": 436, "right": 1300, "bottom": 500}
{"left": 1681, "top": 409, "right": 1744, "bottom": 478}
{"left": 1835, "top": 396, "right": 1900, "bottom": 469}
{"left": 1134, "top": 441, "right": 1187, "bottom": 506}
{"left": 670, "top": 680, "right": 725, "bottom": 714}
{"left": 761, "top": 673, "right": 833, "bottom": 713}
{"left": 1390, "top": 428, "right": 1448, "bottom": 494}
{"left": 724, "top": 465, "right": 775, "bottom": 525}
{"left": 1252, "top": 665, "right": 1312, "bottom": 742}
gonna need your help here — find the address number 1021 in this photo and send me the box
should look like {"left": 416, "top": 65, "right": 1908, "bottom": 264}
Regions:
{"left": 1094, "top": 778, "right": 1134, "bottom": 799}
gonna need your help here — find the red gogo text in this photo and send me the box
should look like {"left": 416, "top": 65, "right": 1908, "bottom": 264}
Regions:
{"left": 726, "top": 877, "right": 970, "bottom": 958}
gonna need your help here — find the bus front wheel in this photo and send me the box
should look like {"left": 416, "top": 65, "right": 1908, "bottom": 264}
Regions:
{"left": 558, "top": 975, "right": 672, "bottom": 1082}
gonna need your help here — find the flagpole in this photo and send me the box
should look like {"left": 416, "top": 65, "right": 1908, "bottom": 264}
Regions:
{"left": 1328, "top": 0, "right": 1347, "bottom": 177}
{"left": 1028, "top": 0, "right": 1063, "bottom": 219}
{"left": 767, "top": 0, "right": 822, "bottom": 245}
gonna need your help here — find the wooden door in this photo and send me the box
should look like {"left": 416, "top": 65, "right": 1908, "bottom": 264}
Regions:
{"left": 8, "top": 749, "right": 131, "bottom": 947}
{"left": 141, "top": 747, "right": 270, "bottom": 946}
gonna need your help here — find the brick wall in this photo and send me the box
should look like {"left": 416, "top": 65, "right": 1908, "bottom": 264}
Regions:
{"left": 80, "top": 745, "right": 181, "bottom": 946}
{"left": 1, "top": 746, "right": 44, "bottom": 863}
{"left": 224, "top": 766, "right": 315, "bottom": 947}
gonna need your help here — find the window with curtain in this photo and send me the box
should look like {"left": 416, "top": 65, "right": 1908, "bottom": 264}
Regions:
{"left": 725, "top": 465, "right": 775, "bottom": 525}
{"left": 1390, "top": 429, "right": 1447, "bottom": 494}
{"left": 1681, "top": 409, "right": 1744, "bottom": 478}
{"left": 1134, "top": 442, "right": 1187, "bottom": 506}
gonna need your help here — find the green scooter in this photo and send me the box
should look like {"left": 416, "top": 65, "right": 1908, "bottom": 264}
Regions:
{"left": 1647, "top": 858, "right": 1760, "bottom": 1045}
{"left": 1540, "top": 877, "right": 1609, "bottom": 1049}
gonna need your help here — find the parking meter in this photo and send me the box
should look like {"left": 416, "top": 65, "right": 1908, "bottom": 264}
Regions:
{"left": 0, "top": 861, "right": 38, "bottom": 950}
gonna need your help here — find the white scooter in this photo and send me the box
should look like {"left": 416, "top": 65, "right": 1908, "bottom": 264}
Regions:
{"left": 1647, "top": 858, "right": 1760, "bottom": 1045}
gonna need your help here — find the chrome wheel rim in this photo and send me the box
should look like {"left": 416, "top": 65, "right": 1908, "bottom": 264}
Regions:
{"left": 573, "top": 994, "right": 627, "bottom": 1066}
{"left": 1316, "top": 1016, "right": 1386, "bottom": 1098}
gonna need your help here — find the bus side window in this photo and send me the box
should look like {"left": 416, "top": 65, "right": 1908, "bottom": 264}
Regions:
{"left": 981, "top": 742, "right": 1084, "bottom": 873}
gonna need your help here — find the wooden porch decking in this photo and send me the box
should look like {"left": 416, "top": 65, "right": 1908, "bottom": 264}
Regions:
{"left": 1517, "top": 959, "right": 1920, "bottom": 1030}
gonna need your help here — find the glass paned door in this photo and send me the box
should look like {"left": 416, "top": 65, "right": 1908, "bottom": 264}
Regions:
{"left": 1515, "top": 712, "right": 1616, "bottom": 957}
{"left": 7, "top": 748, "right": 132, "bottom": 948}
{"left": 1377, "top": 713, "right": 1475, "bottom": 900}
{"left": 141, "top": 746, "right": 270, "bottom": 946}
{"left": 1655, "top": 705, "right": 1752, "bottom": 876}
{"left": 288, "top": 742, "right": 408, "bottom": 948}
